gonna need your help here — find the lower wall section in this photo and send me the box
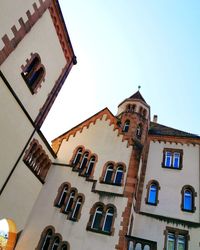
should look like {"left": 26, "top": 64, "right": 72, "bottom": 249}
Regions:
{"left": 0, "top": 162, "right": 42, "bottom": 231}
{"left": 130, "top": 213, "right": 200, "bottom": 249}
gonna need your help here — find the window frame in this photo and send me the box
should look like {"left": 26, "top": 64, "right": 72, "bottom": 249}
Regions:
{"left": 162, "top": 148, "right": 183, "bottom": 170}
{"left": 164, "top": 227, "right": 189, "bottom": 250}
{"left": 145, "top": 180, "right": 160, "bottom": 206}
{"left": 181, "top": 185, "right": 196, "bottom": 213}
{"left": 122, "top": 120, "right": 130, "bottom": 132}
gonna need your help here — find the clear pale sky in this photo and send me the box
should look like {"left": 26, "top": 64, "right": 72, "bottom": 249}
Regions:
{"left": 41, "top": 0, "right": 200, "bottom": 142}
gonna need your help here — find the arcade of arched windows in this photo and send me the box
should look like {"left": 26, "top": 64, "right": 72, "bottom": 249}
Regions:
{"left": 70, "top": 146, "right": 98, "bottom": 179}
{"left": 54, "top": 182, "right": 85, "bottom": 222}
{"left": 36, "top": 225, "right": 70, "bottom": 250}
{"left": 23, "top": 139, "right": 51, "bottom": 182}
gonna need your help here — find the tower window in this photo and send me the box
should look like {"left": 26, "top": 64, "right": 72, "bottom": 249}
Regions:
{"left": 181, "top": 185, "right": 196, "bottom": 213}
{"left": 21, "top": 53, "right": 45, "bottom": 94}
{"left": 162, "top": 148, "right": 183, "bottom": 169}
{"left": 122, "top": 120, "right": 130, "bottom": 132}
{"left": 146, "top": 180, "right": 160, "bottom": 206}
{"left": 136, "top": 124, "right": 142, "bottom": 139}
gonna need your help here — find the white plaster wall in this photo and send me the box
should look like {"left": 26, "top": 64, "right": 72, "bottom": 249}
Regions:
{"left": 132, "top": 213, "right": 200, "bottom": 249}
{"left": 1, "top": 11, "right": 66, "bottom": 120}
{"left": 0, "top": 0, "right": 40, "bottom": 48}
{"left": 16, "top": 114, "right": 133, "bottom": 249}
{"left": 16, "top": 165, "right": 128, "bottom": 250}
{"left": 140, "top": 141, "right": 200, "bottom": 222}
{"left": 0, "top": 162, "right": 43, "bottom": 231}
{"left": 57, "top": 115, "right": 132, "bottom": 193}
{"left": 0, "top": 77, "right": 34, "bottom": 189}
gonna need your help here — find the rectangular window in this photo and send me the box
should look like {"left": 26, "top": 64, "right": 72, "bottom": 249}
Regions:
{"left": 165, "top": 227, "right": 188, "bottom": 250}
{"left": 162, "top": 149, "right": 183, "bottom": 170}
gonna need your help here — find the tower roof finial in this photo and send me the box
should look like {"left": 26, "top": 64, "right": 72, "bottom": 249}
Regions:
{"left": 138, "top": 85, "right": 141, "bottom": 91}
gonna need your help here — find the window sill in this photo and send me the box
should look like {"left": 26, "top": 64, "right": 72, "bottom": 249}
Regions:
{"left": 161, "top": 165, "right": 182, "bottom": 170}
{"left": 181, "top": 208, "right": 195, "bottom": 213}
{"left": 146, "top": 202, "right": 157, "bottom": 206}
{"left": 86, "top": 226, "right": 112, "bottom": 236}
{"left": 99, "top": 181, "right": 122, "bottom": 186}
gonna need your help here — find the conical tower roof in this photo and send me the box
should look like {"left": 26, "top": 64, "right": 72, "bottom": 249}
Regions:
{"left": 129, "top": 91, "right": 147, "bottom": 104}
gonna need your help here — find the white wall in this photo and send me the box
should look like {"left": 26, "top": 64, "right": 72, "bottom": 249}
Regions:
{"left": 1, "top": 10, "right": 66, "bottom": 121}
{"left": 140, "top": 141, "right": 200, "bottom": 222}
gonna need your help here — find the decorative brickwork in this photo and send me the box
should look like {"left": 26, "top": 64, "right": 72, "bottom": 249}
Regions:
{"left": 0, "top": 0, "right": 51, "bottom": 66}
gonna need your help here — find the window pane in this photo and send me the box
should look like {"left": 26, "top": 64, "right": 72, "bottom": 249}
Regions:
{"left": 104, "top": 166, "right": 113, "bottom": 183}
{"left": 165, "top": 152, "right": 172, "bottom": 167}
{"left": 143, "top": 245, "right": 150, "bottom": 250}
{"left": 92, "top": 208, "right": 103, "bottom": 230}
{"left": 135, "top": 243, "right": 142, "bottom": 250}
{"left": 42, "top": 230, "right": 52, "bottom": 250}
{"left": 103, "top": 210, "right": 113, "bottom": 233}
{"left": 128, "top": 241, "right": 134, "bottom": 250}
{"left": 58, "top": 187, "right": 67, "bottom": 207}
{"left": 148, "top": 184, "right": 157, "bottom": 204}
{"left": 167, "top": 233, "right": 175, "bottom": 250}
{"left": 72, "top": 198, "right": 82, "bottom": 220}
{"left": 173, "top": 152, "right": 180, "bottom": 168}
{"left": 177, "top": 235, "right": 185, "bottom": 250}
{"left": 184, "top": 190, "right": 192, "bottom": 210}
{"left": 114, "top": 168, "right": 123, "bottom": 185}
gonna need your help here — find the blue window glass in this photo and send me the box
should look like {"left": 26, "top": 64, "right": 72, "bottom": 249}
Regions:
{"left": 114, "top": 167, "right": 123, "bottom": 185}
{"left": 123, "top": 120, "right": 130, "bottom": 132}
{"left": 92, "top": 207, "right": 103, "bottom": 230}
{"left": 103, "top": 208, "right": 114, "bottom": 233}
{"left": 183, "top": 190, "right": 192, "bottom": 211}
{"left": 104, "top": 165, "right": 114, "bottom": 183}
{"left": 173, "top": 152, "right": 180, "bottom": 168}
{"left": 165, "top": 152, "right": 172, "bottom": 167}
{"left": 148, "top": 184, "right": 157, "bottom": 204}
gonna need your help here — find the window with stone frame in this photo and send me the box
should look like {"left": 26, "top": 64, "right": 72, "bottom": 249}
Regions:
{"left": 122, "top": 119, "right": 130, "bottom": 132}
{"left": 181, "top": 185, "right": 196, "bottom": 213}
{"left": 36, "top": 226, "right": 70, "bottom": 250}
{"left": 54, "top": 183, "right": 84, "bottom": 222}
{"left": 127, "top": 236, "right": 157, "bottom": 250}
{"left": 23, "top": 139, "right": 51, "bottom": 182}
{"left": 21, "top": 53, "right": 45, "bottom": 94}
{"left": 145, "top": 180, "right": 160, "bottom": 206}
{"left": 87, "top": 203, "right": 116, "bottom": 236}
{"left": 162, "top": 148, "right": 183, "bottom": 169}
{"left": 100, "top": 162, "right": 126, "bottom": 186}
{"left": 164, "top": 227, "right": 189, "bottom": 250}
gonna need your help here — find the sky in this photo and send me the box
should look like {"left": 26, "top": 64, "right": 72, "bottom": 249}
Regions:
{"left": 41, "top": 0, "right": 200, "bottom": 143}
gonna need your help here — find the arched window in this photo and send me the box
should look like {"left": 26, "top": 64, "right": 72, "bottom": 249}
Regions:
{"left": 41, "top": 229, "right": 53, "bottom": 250}
{"left": 60, "top": 243, "right": 69, "bottom": 250}
{"left": 122, "top": 120, "right": 130, "bottom": 132}
{"left": 128, "top": 241, "right": 134, "bottom": 250}
{"left": 181, "top": 185, "right": 196, "bottom": 212}
{"left": 143, "top": 245, "right": 150, "bottom": 250}
{"left": 51, "top": 236, "right": 60, "bottom": 250}
{"left": 21, "top": 53, "right": 45, "bottom": 94}
{"left": 57, "top": 186, "right": 68, "bottom": 208}
{"left": 79, "top": 152, "right": 89, "bottom": 171}
{"left": 114, "top": 166, "right": 123, "bottom": 185}
{"left": 126, "top": 104, "right": 131, "bottom": 112}
{"left": 102, "top": 207, "right": 114, "bottom": 233}
{"left": 72, "top": 147, "right": 83, "bottom": 166}
{"left": 104, "top": 164, "right": 114, "bottom": 183}
{"left": 71, "top": 196, "right": 83, "bottom": 221}
{"left": 54, "top": 183, "right": 70, "bottom": 208}
{"left": 136, "top": 124, "right": 142, "bottom": 139}
{"left": 146, "top": 180, "right": 160, "bottom": 206}
{"left": 64, "top": 191, "right": 75, "bottom": 213}
{"left": 135, "top": 243, "right": 142, "bottom": 250}
{"left": 85, "top": 156, "right": 96, "bottom": 176}
{"left": 91, "top": 206, "right": 103, "bottom": 230}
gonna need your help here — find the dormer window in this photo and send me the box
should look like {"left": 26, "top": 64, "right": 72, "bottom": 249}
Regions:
{"left": 21, "top": 53, "right": 45, "bottom": 94}
{"left": 122, "top": 120, "right": 130, "bottom": 132}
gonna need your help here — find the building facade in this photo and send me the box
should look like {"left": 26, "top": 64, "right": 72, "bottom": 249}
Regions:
{"left": 0, "top": 0, "right": 76, "bottom": 248}
{"left": 16, "top": 91, "right": 200, "bottom": 249}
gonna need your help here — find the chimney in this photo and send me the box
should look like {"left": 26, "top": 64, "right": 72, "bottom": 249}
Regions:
{"left": 153, "top": 115, "right": 158, "bottom": 123}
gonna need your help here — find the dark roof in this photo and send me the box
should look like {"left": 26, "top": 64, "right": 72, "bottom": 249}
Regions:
{"left": 149, "top": 122, "right": 200, "bottom": 138}
{"left": 129, "top": 91, "right": 147, "bottom": 104}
